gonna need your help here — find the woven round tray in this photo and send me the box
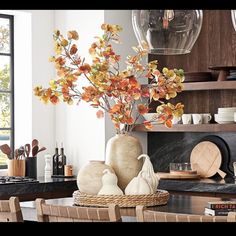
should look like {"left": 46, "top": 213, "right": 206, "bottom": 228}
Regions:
{"left": 73, "top": 189, "right": 169, "bottom": 208}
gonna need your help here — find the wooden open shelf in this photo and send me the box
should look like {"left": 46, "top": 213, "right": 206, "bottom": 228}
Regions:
{"left": 142, "top": 81, "right": 236, "bottom": 92}
{"left": 183, "top": 81, "right": 236, "bottom": 91}
{"left": 133, "top": 123, "right": 236, "bottom": 132}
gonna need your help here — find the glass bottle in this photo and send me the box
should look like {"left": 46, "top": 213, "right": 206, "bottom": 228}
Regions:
{"left": 58, "top": 142, "right": 66, "bottom": 175}
{"left": 52, "top": 143, "right": 59, "bottom": 175}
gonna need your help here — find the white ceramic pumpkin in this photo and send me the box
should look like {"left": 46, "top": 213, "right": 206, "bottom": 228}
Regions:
{"left": 124, "top": 170, "right": 153, "bottom": 195}
{"left": 137, "top": 154, "right": 159, "bottom": 193}
{"left": 98, "top": 169, "right": 123, "bottom": 195}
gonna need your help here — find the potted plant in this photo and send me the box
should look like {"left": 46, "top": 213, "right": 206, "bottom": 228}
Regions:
{"left": 34, "top": 23, "right": 184, "bottom": 189}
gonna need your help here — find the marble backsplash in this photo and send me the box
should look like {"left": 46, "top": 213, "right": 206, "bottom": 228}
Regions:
{"left": 148, "top": 132, "right": 236, "bottom": 176}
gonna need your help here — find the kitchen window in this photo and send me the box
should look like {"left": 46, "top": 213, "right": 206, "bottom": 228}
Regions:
{"left": 0, "top": 14, "right": 14, "bottom": 169}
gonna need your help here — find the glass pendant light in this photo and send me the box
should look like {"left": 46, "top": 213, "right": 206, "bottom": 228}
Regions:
{"left": 231, "top": 10, "right": 236, "bottom": 31}
{"left": 132, "top": 10, "right": 203, "bottom": 55}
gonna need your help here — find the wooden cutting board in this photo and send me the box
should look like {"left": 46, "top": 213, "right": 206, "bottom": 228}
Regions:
{"left": 156, "top": 172, "right": 200, "bottom": 179}
{"left": 170, "top": 170, "right": 197, "bottom": 175}
{"left": 190, "top": 141, "right": 226, "bottom": 178}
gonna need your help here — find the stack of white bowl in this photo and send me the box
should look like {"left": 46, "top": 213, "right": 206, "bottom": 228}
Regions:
{"left": 214, "top": 107, "right": 236, "bottom": 124}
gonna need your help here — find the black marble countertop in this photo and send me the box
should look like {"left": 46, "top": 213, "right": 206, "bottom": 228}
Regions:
{"left": 1, "top": 175, "right": 236, "bottom": 200}
{"left": 0, "top": 176, "right": 78, "bottom": 200}
{"left": 159, "top": 177, "right": 236, "bottom": 196}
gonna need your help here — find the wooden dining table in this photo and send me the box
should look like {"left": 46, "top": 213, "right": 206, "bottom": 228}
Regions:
{"left": 20, "top": 193, "right": 236, "bottom": 222}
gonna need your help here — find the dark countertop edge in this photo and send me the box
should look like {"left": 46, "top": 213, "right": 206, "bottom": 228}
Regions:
{"left": 159, "top": 178, "right": 236, "bottom": 195}
{"left": 0, "top": 177, "right": 78, "bottom": 198}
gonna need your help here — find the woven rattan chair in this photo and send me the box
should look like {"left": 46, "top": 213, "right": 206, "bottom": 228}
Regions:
{"left": 136, "top": 205, "right": 236, "bottom": 222}
{"left": 0, "top": 196, "right": 23, "bottom": 222}
{"left": 35, "top": 198, "right": 122, "bottom": 222}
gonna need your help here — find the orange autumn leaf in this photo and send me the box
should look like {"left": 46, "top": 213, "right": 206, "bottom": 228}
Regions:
{"left": 158, "top": 114, "right": 166, "bottom": 122}
{"left": 81, "top": 93, "right": 90, "bottom": 102}
{"left": 109, "top": 104, "right": 122, "bottom": 114}
{"left": 132, "top": 89, "right": 141, "bottom": 100}
{"left": 165, "top": 119, "right": 173, "bottom": 128}
{"left": 114, "top": 122, "right": 120, "bottom": 130}
{"left": 119, "top": 79, "right": 129, "bottom": 89}
{"left": 70, "top": 44, "right": 78, "bottom": 55}
{"left": 50, "top": 95, "right": 59, "bottom": 104}
{"left": 67, "top": 75, "right": 77, "bottom": 82}
{"left": 163, "top": 107, "right": 172, "bottom": 116}
{"left": 96, "top": 110, "right": 104, "bottom": 118}
{"left": 128, "top": 76, "right": 139, "bottom": 88}
{"left": 67, "top": 31, "right": 79, "bottom": 40}
{"left": 138, "top": 104, "right": 149, "bottom": 115}
{"left": 114, "top": 55, "right": 121, "bottom": 61}
{"left": 143, "top": 121, "right": 153, "bottom": 130}
{"left": 55, "top": 57, "right": 66, "bottom": 66}
{"left": 62, "top": 87, "right": 69, "bottom": 98}
{"left": 79, "top": 64, "right": 91, "bottom": 73}
{"left": 124, "top": 116, "right": 134, "bottom": 125}
{"left": 175, "top": 103, "right": 184, "bottom": 110}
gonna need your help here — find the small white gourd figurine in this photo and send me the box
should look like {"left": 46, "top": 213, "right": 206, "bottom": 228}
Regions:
{"left": 137, "top": 154, "right": 159, "bottom": 193}
{"left": 125, "top": 170, "right": 153, "bottom": 195}
{"left": 98, "top": 169, "right": 123, "bottom": 195}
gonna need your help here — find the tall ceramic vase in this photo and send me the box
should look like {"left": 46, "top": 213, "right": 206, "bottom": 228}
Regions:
{"left": 105, "top": 134, "right": 143, "bottom": 191}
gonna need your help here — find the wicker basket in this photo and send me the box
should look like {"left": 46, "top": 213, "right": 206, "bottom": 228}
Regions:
{"left": 73, "top": 189, "right": 169, "bottom": 208}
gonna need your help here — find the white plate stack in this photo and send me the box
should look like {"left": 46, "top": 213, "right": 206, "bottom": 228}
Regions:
{"left": 214, "top": 107, "right": 236, "bottom": 124}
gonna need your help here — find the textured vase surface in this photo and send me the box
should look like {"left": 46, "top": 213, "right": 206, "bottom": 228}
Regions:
{"left": 105, "top": 134, "right": 143, "bottom": 190}
{"left": 77, "top": 160, "right": 114, "bottom": 195}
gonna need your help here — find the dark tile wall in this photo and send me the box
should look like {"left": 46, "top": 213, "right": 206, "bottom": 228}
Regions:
{"left": 148, "top": 132, "right": 236, "bottom": 176}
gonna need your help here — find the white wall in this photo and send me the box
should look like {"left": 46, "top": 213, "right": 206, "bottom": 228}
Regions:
{"left": 29, "top": 10, "right": 55, "bottom": 177}
{"left": 0, "top": 10, "right": 55, "bottom": 177}
{"left": 54, "top": 10, "right": 105, "bottom": 175}
{"left": 104, "top": 10, "right": 147, "bottom": 153}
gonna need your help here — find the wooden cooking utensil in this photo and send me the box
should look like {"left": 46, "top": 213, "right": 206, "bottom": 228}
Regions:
{"left": 0, "top": 144, "right": 12, "bottom": 159}
{"left": 14, "top": 149, "right": 19, "bottom": 159}
{"left": 32, "top": 145, "right": 39, "bottom": 157}
{"left": 32, "top": 139, "right": 39, "bottom": 147}
{"left": 36, "top": 146, "right": 46, "bottom": 155}
{"left": 24, "top": 144, "right": 31, "bottom": 157}
{"left": 190, "top": 141, "right": 226, "bottom": 178}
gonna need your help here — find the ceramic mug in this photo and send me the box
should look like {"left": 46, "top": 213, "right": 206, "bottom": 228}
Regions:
{"left": 202, "top": 113, "right": 212, "bottom": 124}
{"left": 182, "top": 114, "right": 192, "bottom": 124}
{"left": 192, "top": 114, "right": 202, "bottom": 124}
